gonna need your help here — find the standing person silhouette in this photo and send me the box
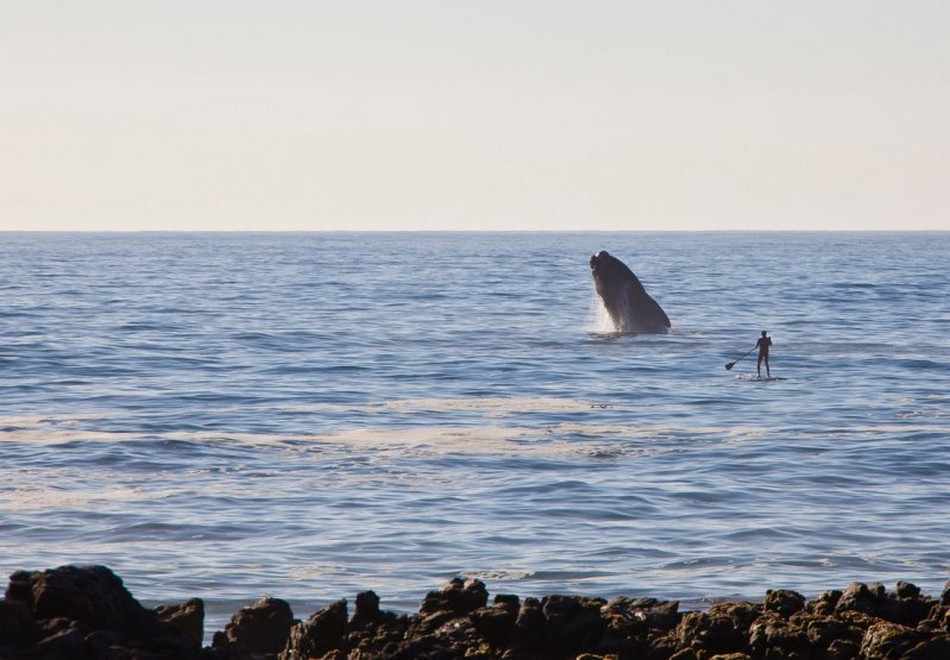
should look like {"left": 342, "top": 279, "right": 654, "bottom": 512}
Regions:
{"left": 756, "top": 330, "right": 772, "bottom": 379}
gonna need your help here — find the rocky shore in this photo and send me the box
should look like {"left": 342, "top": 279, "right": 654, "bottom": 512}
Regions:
{"left": 3, "top": 566, "right": 950, "bottom": 659}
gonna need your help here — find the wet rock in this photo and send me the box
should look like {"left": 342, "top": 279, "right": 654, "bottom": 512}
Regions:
{"left": 470, "top": 596, "right": 519, "bottom": 648}
{"left": 540, "top": 595, "right": 606, "bottom": 656}
{"left": 860, "top": 620, "right": 927, "bottom": 659}
{"left": 673, "top": 602, "right": 758, "bottom": 657}
{"left": 904, "top": 635, "right": 950, "bottom": 660}
{"left": 154, "top": 597, "right": 204, "bottom": 646}
{"left": 804, "top": 615, "right": 864, "bottom": 653}
{"left": 2, "top": 565, "right": 202, "bottom": 659}
{"left": 212, "top": 596, "right": 296, "bottom": 658}
{"left": 32, "top": 625, "right": 86, "bottom": 658}
{"left": 7, "top": 565, "right": 149, "bottom": 632}
{"left": 282, "top": 598, "right": 348, "bottom": 660}
{"left": 837, "top": 582, "right": 887, "bottom": 617}
{"left": 888, "top": 580, "right": 936, "bottom": 626}
{"left": 747, "top": 613, "right": 809, "bottom": 657}
{"left": 833, "top": 580, "right": 936, "bottom": 627}
{"left": 808, "top": 588, "right": 843, "bottom": 616}
{"left": 345, "top": 609, "right": 411, "bottom": 658}
{"left": 9, "top": 564, "right": 950, "bottom": 660}
{"left": 419, "top": 578, "right": 489, "bottom": 616}
{"left": 0, "top": 600, "right": 37, "bottom": 647}
{"left": 511, "top": 597, "right": 545, "bottom": 652}
{"left": 763, "top": 589, "right": 805, "bottom": 618}
{"left": 600, "top": 595, "right": 682, "bottom": 656}
{"left": 351, "top": 590, "right": 381, "bottom": 626}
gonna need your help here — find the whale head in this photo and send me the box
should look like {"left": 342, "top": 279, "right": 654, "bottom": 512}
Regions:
{"left": 589, "top": 250, "right": 671, "bottom": 334}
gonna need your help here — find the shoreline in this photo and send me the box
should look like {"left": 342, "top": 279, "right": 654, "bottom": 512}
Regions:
{"left": 3, "top": 565, "right": 950, "bottom": 659}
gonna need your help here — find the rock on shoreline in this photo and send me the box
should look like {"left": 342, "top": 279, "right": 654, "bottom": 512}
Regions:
{"left": 3, "top": 565, "right": 950, "bottom": 659}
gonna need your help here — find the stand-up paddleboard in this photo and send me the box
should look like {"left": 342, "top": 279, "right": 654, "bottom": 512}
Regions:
{"left": 736, "top": 374, "right": 787, "bottom": 382}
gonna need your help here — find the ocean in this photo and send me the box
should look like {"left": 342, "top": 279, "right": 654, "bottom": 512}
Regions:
{"left": 1, "top": 231, "right": 948, "bottom": 635}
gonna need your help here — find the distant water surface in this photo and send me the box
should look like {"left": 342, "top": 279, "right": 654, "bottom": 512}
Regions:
{"left": 1, "top": 231, "right": 948, "bottom": 633}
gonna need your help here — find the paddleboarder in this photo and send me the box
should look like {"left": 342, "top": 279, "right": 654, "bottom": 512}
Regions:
{"left": 756, "top": 330, "right": 772, "bottom": 379}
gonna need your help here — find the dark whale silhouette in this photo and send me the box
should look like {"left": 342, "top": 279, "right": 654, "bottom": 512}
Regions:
{"left": 589, "top": 250, "right": 671, "bottom": 334}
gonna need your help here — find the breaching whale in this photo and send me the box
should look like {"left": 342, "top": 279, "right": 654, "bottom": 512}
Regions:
{"left": 589, "top": 250, "right": 671, "bottom": 334}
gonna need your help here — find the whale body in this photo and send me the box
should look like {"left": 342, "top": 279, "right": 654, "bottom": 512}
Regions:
{"left": 589, "top": 250, "right": 671, "bottom": 334}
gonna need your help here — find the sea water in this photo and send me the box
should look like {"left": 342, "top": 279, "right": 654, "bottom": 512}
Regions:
{"left": 1, "top": 231, "right": 948, "bottom": 634}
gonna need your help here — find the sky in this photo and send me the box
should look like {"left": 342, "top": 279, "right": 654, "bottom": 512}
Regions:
{"left": 2, "top": 1, "right": 948, "bottom": 231}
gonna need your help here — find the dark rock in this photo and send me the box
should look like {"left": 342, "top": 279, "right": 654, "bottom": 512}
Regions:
{"left": 888, "top": 581, "right": 936, "bottom": 627}
{"left": 385, "top": 639, "right": 465, "bottom": 659}
{"left": 2, "top": 565, "right": 203, "bottom": 660}
{"left": 10, "top": 564, "right": 950, "bottom": 660}
{"left": 859, "top": 620, "right": 927, "bottom": 659}
{"left": 747, "top": 613, "right": 809, "bottom": 657}
{"left": 10, "top": 565, "right": 149, "bottom": 632}
{"left": 493, "top": 594, "right": 520, "bottom": 613}
{"left": 804, "top": 615, "right": 864, "bottom": 652}
{"left": 833, "top": 580, "right": 935, "bottom": 627}
{"left": 540, "top": 595, "right": 606, "bottom": 655}
{"left": 897, "top": 580, "right": 921, "bottom": 600}
{"left": 406, "top": 610, "right": 468, "bottom": 640}
{"left": 32, "top": 626, "right": 86, "bottom": 659}
{"left": 0, "top": 599, "right": 37, "bottom": 646}
{"left": 470, "top": 603, "right": 518, "bottom": 648}
{"left": 419, "top": 578, "right": 489, "bottom": 616}
{"left": 282, "top": 599, "right": 348, "bottom": 659}
{"left": 4, "top": 571, "right": 33, "bottom": 603}
{"left": 676, "top": 609, "right": 749, "bottom": 656}
{"left": 904, "top": 635, "right": 950, "bottom": 660}
{"left": 345, "top": 610, "right": 411, "bottom": 657}
{"left": 601, "top": 596, "right": 681, "bottom": 648}
{"left": 808, "top": 589, "right": 843, "bottom": 616}
{"left": 837, "top": 582, "right": 887, "bottom": 617}
{"left": 763, "top": 589, "right": 805, "bottom": 618}
{"left": 352, "top": 590, "right": 381, "bottom": 626}
{"left": 511, "top": 597, "right": 544, "bottom": 652}
{"left": 153, "top": 597, "right": 204, "bottom": 647}
{"left": 599, "top": 597, "right": 677, "bottom": 656}
{"left": 212, "top": 596, "right": 296, "bottom": 657}
{"left": 826, "top": 637, "right": 861, "bottom": 659}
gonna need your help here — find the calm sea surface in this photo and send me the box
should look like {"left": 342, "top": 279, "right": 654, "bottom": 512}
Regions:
{"left": 1, "top": 231, "right": 948, "bottom": 633}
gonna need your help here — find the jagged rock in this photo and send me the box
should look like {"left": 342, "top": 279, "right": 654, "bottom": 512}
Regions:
{"left": 511, "top": 596, "right": 544, "bottom": 652}
{"left": 31, "top": 625, "right": 86, "bottom": 658}
{"left": 8, "top": 564, "right": 950, "bottom": 660}
{"left": 2, "top": 565, "right": 202, "bottom": 660}
{"left": 540, "top": 595, "right": 606, "bottom": 655}
{"left": 212, "top": 596, "right": 296, "bottom": 658}
{"left": 676, "top": 603, "right": 755, "bottom": 655}
{"left": 808, "top": 588, "right": 843, "bottom": 616}
{"left": 887, "top": 580, "right": 936, "bottom": 626}
{"left": 860, "top": 620, "right": 927, "bottom": 659}
{"left": 837, "top": 582, "right": 887, "bottom": 617}
{"left": 747, "top": 613, "right": 809, "bottom": 657}
{"left": 154, "top": 597, "right": 204, "bottom": 646}
{"left": 282, "top": 598, "right": 348, "bottom": 659}
{"left": 7, "top": 565, "right": 149, "bottom": 632}
{"left": 763, "top": 589, "right": 805, "bottom": 618}
{"left": 419, "top": 578, "right": 489, "bottom": 616}
{"left": 804, "top": 615, "right": 864, "bottom": 653}
{"left": 352, "top": 590, "right": 381, "bottom": 626}
{"left": 904, "top": 635, "right": 950, "bottom": 660}
{"left": 0, "top": 600, "right": 37, "bottom": 647}
{"left": 470, "top": 596, "right": 519, "bottom": 648}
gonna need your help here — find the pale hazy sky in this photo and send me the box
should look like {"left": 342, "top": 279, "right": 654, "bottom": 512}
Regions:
{"left": 3, "top": 1, "right": 948, "bottom": 231}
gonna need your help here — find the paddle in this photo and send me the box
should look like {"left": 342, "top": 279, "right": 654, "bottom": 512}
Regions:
{"left": 725, "top": 346, "right": 756, "bottom": 371}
